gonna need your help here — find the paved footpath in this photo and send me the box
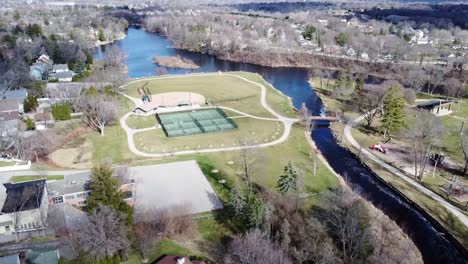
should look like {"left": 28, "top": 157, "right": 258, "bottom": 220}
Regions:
{"left": 119, "top": 73, "right": 298, "bottom": 158}
{"left": 343, "top": 114, "right": 468, "bottom": 227}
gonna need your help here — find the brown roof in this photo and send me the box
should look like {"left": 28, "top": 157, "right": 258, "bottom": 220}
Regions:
{"left": 155, "top": 256, "right": 206, "bottom": 264}
{"left": 34, "top": 112, "right": 53, "bottom": 122}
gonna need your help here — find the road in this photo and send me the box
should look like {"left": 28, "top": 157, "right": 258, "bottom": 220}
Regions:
{"left": 118, "top": 73, "right": 298, "bottom": 158}
{"left": 343, "top": 114, "right": 468, "bottom": 227}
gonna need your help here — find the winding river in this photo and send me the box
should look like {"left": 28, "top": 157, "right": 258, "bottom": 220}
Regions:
{"left": 95, "top": 27, "right": 467, "bottom": 263}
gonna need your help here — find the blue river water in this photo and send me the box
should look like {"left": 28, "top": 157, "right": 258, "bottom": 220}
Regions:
{"left": 95, "top": 27, "right": 467, "bottom": 263}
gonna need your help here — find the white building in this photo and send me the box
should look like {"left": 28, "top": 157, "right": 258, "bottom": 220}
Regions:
{"left": 0, "top": 180, "right": 48, "bottom": 235}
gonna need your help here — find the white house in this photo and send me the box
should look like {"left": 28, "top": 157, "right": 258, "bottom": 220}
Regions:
{"left": 0, "top": 179, "right": 48, "bottom": 235}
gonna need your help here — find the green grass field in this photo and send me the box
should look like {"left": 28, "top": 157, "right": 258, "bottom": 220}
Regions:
{"left": 133, "top": 117, "right": 283, "bottom": 154}
{"left": 126, "top": 114, "right": 158, "bottom": 129}
{"left": 10, "top": 175, "right": 64, "bottom": 183}
{"left": 124, "top": 74, "right": 274, "bottom": 118}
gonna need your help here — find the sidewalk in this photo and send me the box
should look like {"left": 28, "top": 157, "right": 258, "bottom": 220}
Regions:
{"left": 343, "top": 114, "right": 468, "bottom": 227}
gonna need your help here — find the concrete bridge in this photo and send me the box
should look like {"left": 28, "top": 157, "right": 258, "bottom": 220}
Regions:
{"left": 309, "top": 116, "right": 338, "bottom": 122}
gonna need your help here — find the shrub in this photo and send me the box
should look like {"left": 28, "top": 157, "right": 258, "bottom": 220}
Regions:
{"left": 25, "top": 118, "right": 35, "bottom": 130}
{"left": 23, "top": 95, "right": 38, "bottom": 112}
{"left": 51, "top": 103, "right": 71, "bottom": 121}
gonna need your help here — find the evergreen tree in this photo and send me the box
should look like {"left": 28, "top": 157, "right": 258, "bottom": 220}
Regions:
{"left": 381, "top": 87, "right": 406, "bottom": 137}
{"left": 25, "top": 118, "right": 35, "bottom": 130}
{"left": 23, "top": 95, "right": 38, "bottom": 112}
{"left": 227, "top": 186, "right": 246, "bottom": 218}
{"left": 51, "top": 103, "right": 71, "bottom": 121}
{"left": 86, "top": 162, "right": 133, "bottom": 224}
{"left": 98, "top": 28, "right": 106, "bottom": 41}
{"left": 277, "top": 161, "right": 300, "bottom": 194}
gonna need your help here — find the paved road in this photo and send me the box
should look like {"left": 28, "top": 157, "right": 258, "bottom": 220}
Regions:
{"left": 119, "top": 73, "right": 298, "bottom": 158}
{"left": 343, "top": 114, "right": 468, "bottom": 227}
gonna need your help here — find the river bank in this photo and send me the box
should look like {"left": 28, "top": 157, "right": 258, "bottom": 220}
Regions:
{"left": 312, "top": 83, "right": 468, "bottom": 253}
{"left": 94, "top": 27, "right": 468, "bottom": 263}
{"left": 94, "top": 32, "right": 127, "bottom": 47}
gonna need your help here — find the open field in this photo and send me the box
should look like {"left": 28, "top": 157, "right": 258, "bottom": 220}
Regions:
{"left": 126, "top": 114, "right": 158, "bottom": 129}
{"left": 124, "top": 74, "right": 275, "bottom": 118}
{"left": 10, "top": 175, "right": 64, "bottom": 183}
{"left": 310, "top": 79, "right": 468, "bottom": 247}
{"left": 133, "top": 117, "right": 283, "bottom": 154}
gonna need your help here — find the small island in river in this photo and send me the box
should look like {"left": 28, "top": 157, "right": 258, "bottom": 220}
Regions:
{"left": 152, "top": 55, "right": 200, "bottom": 69}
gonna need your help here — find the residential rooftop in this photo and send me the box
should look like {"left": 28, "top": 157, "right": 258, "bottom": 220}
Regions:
{"left": 1, "top": 179, "right": 46, "bottom": 214}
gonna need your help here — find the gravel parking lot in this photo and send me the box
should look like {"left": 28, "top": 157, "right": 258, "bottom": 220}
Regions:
{"left": 131, "top": 160, "right": 223, "bottom": 215}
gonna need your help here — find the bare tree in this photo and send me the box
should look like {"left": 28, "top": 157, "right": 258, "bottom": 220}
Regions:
{"left": 406, "top": 111, "right": 445, "bottom": 181}
{"left": 293, "top": 217, "right": 341, "bottom": 264}
{"left": 319, "top": 188, "right": 373, "bottom": 264}
{"left": 224, "top": 229, "right": 293, "bottom": 264}
{"left": 444, "top": 78, "right": 462, "bottom": 99}
{"left": 356, "top": 84, "right": 387, "bottom": 127}
{"left": 236, "top": 147, "right": 265, "bottom": 201}
{"left": 11, "top": 186, "right": 35, "bottom": 242}
{"left": 133, "top": 205, "right": 194, "bottom": 262}
{"left": 460, "top": 125, "right": 468, "bottom": 176}
{"left": 425, "top": 66, "right": 448, "bottom": 94}
{"left": 73, "top": 205, "right": 129, "bottom": 261}
{"left": 79, "top": 95, "right": 117, "bottom": 136}
{"left": 103, "top": 45, "right": 127, "bottom": 69}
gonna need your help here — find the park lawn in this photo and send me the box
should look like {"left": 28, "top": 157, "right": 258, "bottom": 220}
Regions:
{"left": 126, "top": 114, "right": 158, "bottom": 129}
{"left": 123, "top": 74, "right": 274, "bottom": 118}
{"left": 10, "top": 175, "right": 64, "bottom": 183}
{"left": 0, "top": 160, "right": 13, "bottom": 167}
{"left": 90, "top": 125, "right": 136, "bottom": 164}
{"left": 233, "top": 72, "right": 297, "bottom": 118}
{"left": 133, "top": 118, "right": 284, "bottom": 154}
{"left": 190, "top": 124, "right": 339, "bottom": 193}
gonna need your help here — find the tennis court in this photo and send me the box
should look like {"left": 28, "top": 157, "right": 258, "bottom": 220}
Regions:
{"left": 157, "top": 108, "right": 237, "bottom": 137}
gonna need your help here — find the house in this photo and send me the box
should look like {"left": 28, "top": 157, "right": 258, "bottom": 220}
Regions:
{"left": 155, "top": 256, "right": 206, "bottom": 264}
{"left": 48, "top": 64, "right": 75, "bottom": 82}
{"left": 52, "top": 64, "right": 69, "bottom": 73}
{"left": 417, "top": 100, "right": 454, "bottom": 116}
{"left": 33, "top": 112, "right": 54, "bottom": 130}
{"left": 0, "top": 87, "right": 27, "bottom": 119}
{"left": 30, "top": 63, "right": 50, "bottom": 81}
{"left": 317, "top": 19, "right": 328, "bottom": 26}
{"left": 48, "top": 71, "right": 74, "bottom": 82}
{"left": 48, "top": 170, "right": 135, "bottom": 207}
{"left": 0, "top": 254, "right": 20, "bottom": 264}
{"left": 0, "top": 179, "right": 48, "bottom": 235}
{"left": 26, "top": 249, "right": 60, "bottom": 264}
{"left": 30, "top": 55, "right": 53, "bottom": 81}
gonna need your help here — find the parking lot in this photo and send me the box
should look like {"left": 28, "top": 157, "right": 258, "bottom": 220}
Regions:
{"left": 131, "top": 160, "right": 223, "bottom": 215}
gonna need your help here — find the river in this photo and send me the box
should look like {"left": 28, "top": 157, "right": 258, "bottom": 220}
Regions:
{"left": 95, "top": 27, "right": 467, "bottom": 263}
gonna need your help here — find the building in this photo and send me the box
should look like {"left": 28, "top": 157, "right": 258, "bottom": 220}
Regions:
{"left": 52, "top": 64, "right": 69, "bottom": 73}
{"left": 33, "top": 112, "right": 54, "bottom": 130}
{"left": 48, "top": 71, "right": 74, "bottom": 82}
{"left": 156, "top": 256, "right": 206, "bottom": 264}
{"left": 47, "top": 170, "right": 135, "bottom": 207}
{"left": 48, "top": 64, "right": 75, "bottom": 82}
{"left": 0, "top": 179, "right": 48, "bottom": 235}
{"left": 30, "top": 63, "right": 50, "bottom": 81}
{"left": 417, "top": 100, "right": 454, "bottom": 116}
{"left": 0, "top": 254, "right": 20, "bottom": 264}
{"left": 30, "top": 55, "right": 53, "bottom": 81}
{"left": 26, "top": 249, "right": 60, "bottom": 264}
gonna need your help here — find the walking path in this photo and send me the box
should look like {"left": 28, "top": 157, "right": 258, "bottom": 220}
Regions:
{"left": 343, "top": 114, "right": 468, "bottom": 227}
{"left": 119, "top": 73, "right": 298, "bottom": 158}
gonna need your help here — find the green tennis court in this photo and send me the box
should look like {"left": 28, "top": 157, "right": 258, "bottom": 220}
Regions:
{"left": 157, "top": 108, "right": 237, "bottom": 137}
